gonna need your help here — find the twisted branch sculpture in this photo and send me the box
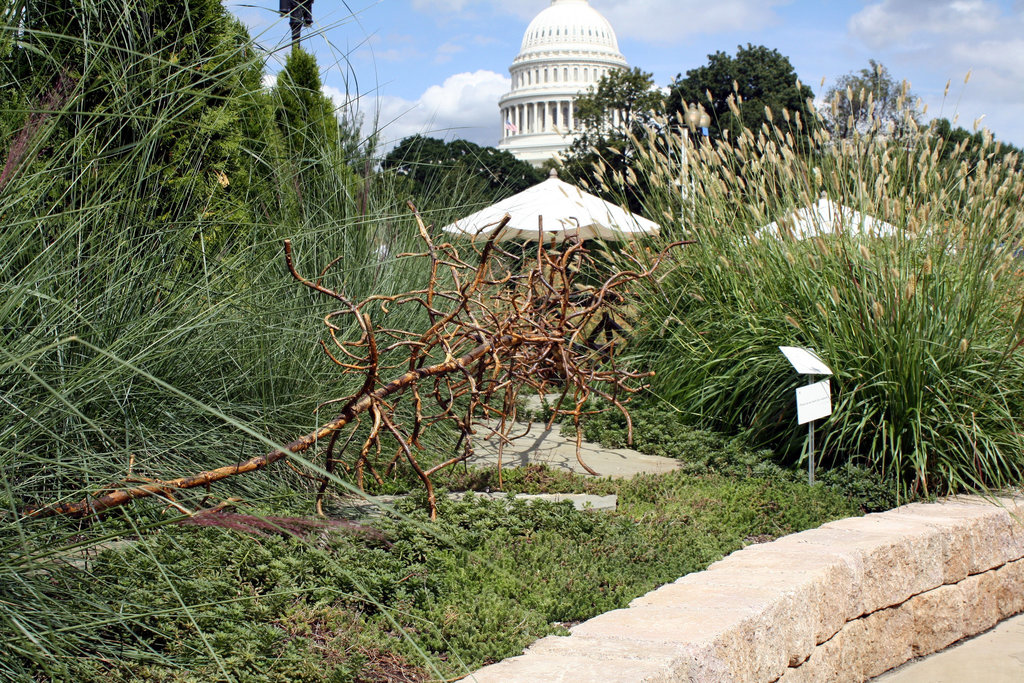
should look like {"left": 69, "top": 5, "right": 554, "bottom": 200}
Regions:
{"left": 26, "top": 204, "right": 675, "bottom": 520}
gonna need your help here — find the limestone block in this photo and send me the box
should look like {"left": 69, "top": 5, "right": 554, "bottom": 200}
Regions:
{"left": 567, "top": 604, "right": 752, "bottom": 645}
{"left": 905, "top": 581, "right": 968, "bottom": 658}
{"left": 628, "top": 580, "right": 782, "bottom": 613}
{"left": 568, "top": 602, "right": 794, "bottom": 682}
{"left": 889, "top": 499, "right": 1024, "bottom": 575}
{"left": 524, "top": 633, "right": 686, "bottom": 663}
{"left": 992, "top": 495, "right": 1024, "bottom": 560}
{"left": 993, "top": 558, "right": 1024, "bottom": 618}
{"left": 779, "top": 620, "right": 870, "bottom": 683}
{"left": 905, "top": 571, "right": 998, "bottom": 658}
{"left": 969, "top": 571, "right": 1001, "bottom": 634}
{"left": 766, "top": 525, "right": 926, "bottom": 618}
{"left": 856, "top": 605, "right": 915, "bottom": 679}
{"left": 700, "top": 541, "right": 860, "bottom": 646}
{"left": 819, "top": 516, "right": 948, "bottom": 610}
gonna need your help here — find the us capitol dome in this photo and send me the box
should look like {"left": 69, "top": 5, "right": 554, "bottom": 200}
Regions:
{"left": 497, "top": 0, "right": 628, "bottom": 166}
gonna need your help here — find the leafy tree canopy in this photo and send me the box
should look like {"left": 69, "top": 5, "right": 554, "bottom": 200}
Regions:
{"left": 666, "top": 44, "right": 815, "bottom": 143}
{"left": 572, "top": 67, "right": 664, "bottom": 141}
{"left": 930, "top": 117, "right": 1023, "bottom": 172}
{"left": 560, "top": 67, "right": 664, "bottom": 212}
{"left": 381, "top": 135, "right": 544, "bottom": 203}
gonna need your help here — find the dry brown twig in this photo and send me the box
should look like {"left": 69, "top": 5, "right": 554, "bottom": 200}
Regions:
{"left": 25, "top": 204, "right": 676, "bottom": 520}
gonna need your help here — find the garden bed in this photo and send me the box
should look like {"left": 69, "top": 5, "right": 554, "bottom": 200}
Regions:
{"left": 30, "top": 404, "right": 874, "bottom": 681}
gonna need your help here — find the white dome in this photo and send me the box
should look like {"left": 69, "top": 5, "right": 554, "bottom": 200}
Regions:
{"left": 519, "top": 0, "right": 620, "bottom": 56}
{"left": 497, "top": 0, "right": 629, "bottom": 166}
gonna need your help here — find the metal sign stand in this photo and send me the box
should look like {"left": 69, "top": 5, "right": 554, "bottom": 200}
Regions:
{"left": 807, "top": 378, "right": 816, "bottom": 485}
{"left": 779, "top": 347, "right": 834, "bottom": 486}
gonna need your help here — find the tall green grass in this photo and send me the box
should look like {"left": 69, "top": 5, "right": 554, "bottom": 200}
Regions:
{"left": 0, "top": 1, "right": 502, "bottom": 677}
{"left": 617, "top": 97, "right": 1024, "bottom": 499}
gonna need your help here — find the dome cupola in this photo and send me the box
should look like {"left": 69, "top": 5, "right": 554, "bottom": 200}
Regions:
{"left": 519, "top": 0, "right": 621, "bottom": 57}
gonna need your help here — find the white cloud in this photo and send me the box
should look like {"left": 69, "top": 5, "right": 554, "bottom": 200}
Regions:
{"left": 849, "top": 0, "right": 1002, "bottom": 49}
{"left": 593, "top": 0, "right": 787, "bottom": 41}
{"left": 435, "top": 41, "right": 466, "bottom": 64}
{"left": 359, "top": 33, "right": 422, "bottom": 63}
{"left": 411, "top": 0, "right": 475, "bottom": 10}
{"left": 409, "top": 0, "right": 538, "bottom": 21}
{"left": 365, "top": 70, "right": 511, "bottom": 149}
{"left": 845, "top": 0, "right": 1024, "bottom": 144}
{"left": 321, "top": 85, "right": 358, "bottom": 111}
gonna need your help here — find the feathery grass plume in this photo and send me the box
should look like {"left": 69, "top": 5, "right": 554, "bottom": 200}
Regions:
{"left": 871, "top": 300, "right": 885, "bottom": 320}
{"left": 604, "top": 87, "right": 1024, "bottom": 501}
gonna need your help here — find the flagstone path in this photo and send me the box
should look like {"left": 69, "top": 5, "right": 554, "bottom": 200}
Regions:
{"left": 465, "top": 418, "right": 683, "bottom": 479}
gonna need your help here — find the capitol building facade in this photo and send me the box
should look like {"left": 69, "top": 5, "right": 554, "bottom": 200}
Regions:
{"left": 497, "top": 0, "right": 628, "bottom": 166}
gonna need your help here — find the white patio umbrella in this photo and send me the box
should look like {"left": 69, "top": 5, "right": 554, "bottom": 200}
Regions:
{"left": 754, "top": 195, "right": 899, "bottom": 241}
{"left": 441, "top": 170, "right": 660, "bottom": 243}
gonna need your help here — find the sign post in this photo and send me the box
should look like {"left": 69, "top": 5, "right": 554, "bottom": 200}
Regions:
{"left": 779, "top": 347, "right": 833, "bottom": 484}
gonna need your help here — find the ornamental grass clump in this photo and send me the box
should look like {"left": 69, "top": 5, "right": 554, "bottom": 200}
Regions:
{"left": 0, "top": 2, "right": 487, "bottom": 677}
{"left": 618, "top": 93, "right": 1024, "bottom": 499}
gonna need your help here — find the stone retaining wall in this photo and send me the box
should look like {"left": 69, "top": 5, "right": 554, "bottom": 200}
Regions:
{"left": 468, "top": 496, "right": 1024, "bottom": 682}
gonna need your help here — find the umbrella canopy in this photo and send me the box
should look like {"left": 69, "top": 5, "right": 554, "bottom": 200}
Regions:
{"left": 441, "top": 170, "right": 660, "bottom": 243}
{"left": 754, "top": 196, "right": 899, "bottom": 241}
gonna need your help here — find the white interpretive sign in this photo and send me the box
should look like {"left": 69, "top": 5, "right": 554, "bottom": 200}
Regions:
{"left": 778, "top": 347, "right": 835, "bottom": 485}
{"left": 796, "top": 379, "right": 832, "bottom": 425}
{"left": 779, "top": 346, "right": 833, "bottom": 376}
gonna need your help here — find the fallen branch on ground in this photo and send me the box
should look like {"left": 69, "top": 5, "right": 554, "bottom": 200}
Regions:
{"left": 25, "top": 205, "right": 678, "bottom": 520}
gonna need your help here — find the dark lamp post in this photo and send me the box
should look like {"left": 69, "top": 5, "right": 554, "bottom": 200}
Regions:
{"left": 280, "top": 0, "right": 314, "bottom": 46}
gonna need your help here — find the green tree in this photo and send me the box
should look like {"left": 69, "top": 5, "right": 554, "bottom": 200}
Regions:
{"left": 276, "top": 48, "right": 340, "bottom": 160}
{"left": 666, "top": 44, "right": 815, "bottom": 144}
{"left": 560, "top": 67, "right": 664, "bottom": 212}
{"left": 930, "top": 117, "right": 1023, "bottom": 171}
{"left": 571, "top": 67, "right": 664, "bottom": 141}
{"left": 7, "top": 0, "right": 279, "bottom": 259}
{"left": 822, "top": 60, "right": 920, "bottom": 139}
{"left": 273, "top": 46, "right": 364, "bottom": 221}
{"left": 382, "top": 135, "right": 544, "bottom": 203}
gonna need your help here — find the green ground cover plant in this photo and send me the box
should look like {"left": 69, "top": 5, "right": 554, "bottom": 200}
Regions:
{"left": 2, "top": 1, "right": 986, "bottom": 679}
{"left": 25, "top": 476, "right": 855, "bottom": 681}
{"left": 572, "top": 399, "right": 898, "bottom": 512}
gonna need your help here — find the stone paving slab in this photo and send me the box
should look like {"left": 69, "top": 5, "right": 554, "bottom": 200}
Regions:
{"left": 449, "top": 491, "right": 617, "bottom": 510}
{"left": 466, "top": 419, "right": 683, "bottom": 479}
{"left": 342, "top": 491, "right": 617, "bottom": 517}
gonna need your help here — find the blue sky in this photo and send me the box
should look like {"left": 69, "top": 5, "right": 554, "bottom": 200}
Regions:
{"left": 230, "top": 0, "right": 1024, "bottom": 149}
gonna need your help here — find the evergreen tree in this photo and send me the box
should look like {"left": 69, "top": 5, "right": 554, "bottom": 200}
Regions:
{"left": 5, "top": 0, "right": 278, "bottom": 261}
{"left": 273, "top": 46, "right": 363, "bottom": 222}
{"left": 276, "top": 47, "right": 339, "bottom": 170}
{"left": 666, "top": 44, "right": 815, "bottom": 144}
